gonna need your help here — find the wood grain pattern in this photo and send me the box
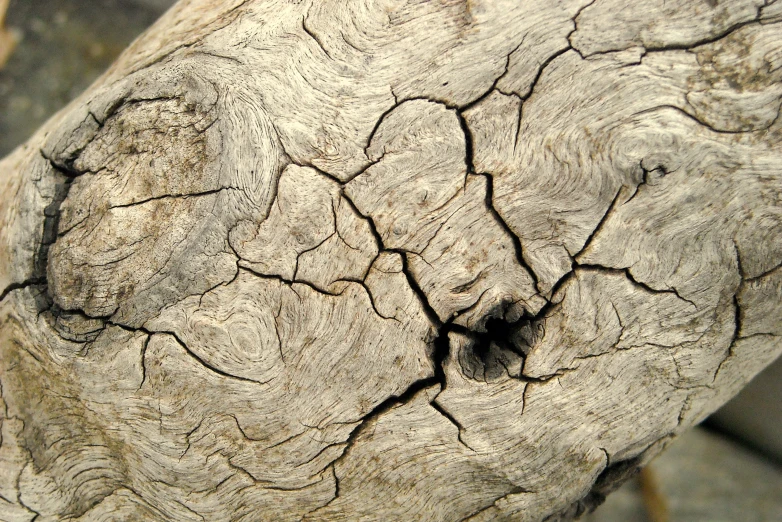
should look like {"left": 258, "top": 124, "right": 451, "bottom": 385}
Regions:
{"left": 0, "top": 1, "right": 780, "bottom": 520}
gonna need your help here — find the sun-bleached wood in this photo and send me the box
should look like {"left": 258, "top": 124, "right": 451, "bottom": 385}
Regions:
{"left": 1, "top": 1, "right": 781, "bottom": 521}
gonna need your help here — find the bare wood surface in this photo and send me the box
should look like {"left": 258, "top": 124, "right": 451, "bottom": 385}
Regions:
{"left": 1, "top": 1, "right": 781, "bottom": 521}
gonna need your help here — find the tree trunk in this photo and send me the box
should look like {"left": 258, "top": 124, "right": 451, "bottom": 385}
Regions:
{"left": 1, "top": 1, "right": 781, "bottom": 520}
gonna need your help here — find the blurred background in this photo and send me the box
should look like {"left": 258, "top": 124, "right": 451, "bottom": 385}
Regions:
{"left": 0, "top": 1, "right": 780, "bottom": 520}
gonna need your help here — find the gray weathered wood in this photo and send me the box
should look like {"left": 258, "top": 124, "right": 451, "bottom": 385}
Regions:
{"left": 1, "top": 1, "right": 781, "bottom": 520}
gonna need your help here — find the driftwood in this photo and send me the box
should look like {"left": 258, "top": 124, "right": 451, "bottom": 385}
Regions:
{"left": 1, "top": 1, "right": 781, "bottom": 520}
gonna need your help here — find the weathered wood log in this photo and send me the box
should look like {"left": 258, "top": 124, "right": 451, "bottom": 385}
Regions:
{"left": 1, "top": 1, "right": 781, "bottom": 520}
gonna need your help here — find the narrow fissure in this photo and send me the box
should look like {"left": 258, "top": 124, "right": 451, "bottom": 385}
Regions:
{"left": 0, "top": 277, "right": 45, "bottom": 304}
{"left": 577, "top": 264, "right": 697, "bottom": 308}
{"left": 477, "top": 172, "right": 541, "bottom": 290}
{"left": 31, "top": 157, "right": 80, "bottom": 314}
{"left": 572, "top": 186, "right": 623, "bottom": 260}
{"left": 33, "top": 158, "right": 115, "bottom": 339}
{"left": 109, "top": 321, "right": 269, "bottom": 386}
